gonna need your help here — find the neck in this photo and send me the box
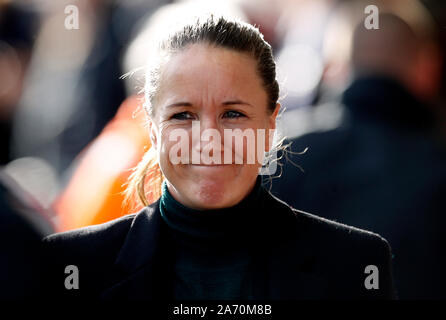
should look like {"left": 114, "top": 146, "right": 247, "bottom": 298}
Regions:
{"left": 159, "top": 176, "right": 265, "bottom": 241}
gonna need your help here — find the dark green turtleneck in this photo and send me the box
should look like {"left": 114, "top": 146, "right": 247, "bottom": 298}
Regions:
{"left": 159, "top": 177, "right": 267, "bottom": 300}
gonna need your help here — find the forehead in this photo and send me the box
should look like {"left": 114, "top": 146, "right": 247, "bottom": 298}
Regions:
{"left": 157, "top": 44, "right": 267, "bottom": 105}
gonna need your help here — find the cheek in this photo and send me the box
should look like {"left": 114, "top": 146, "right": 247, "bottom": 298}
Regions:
{"left": 157, "top": 125, "right": 192, "bottom": 170}
{"left": 157, "top": 126, "right": 177, "bottom": 169}
{"left": 239, "top": 122, "right": 272, "bottom": 164}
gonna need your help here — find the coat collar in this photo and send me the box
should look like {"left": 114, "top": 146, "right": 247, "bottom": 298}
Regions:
{"left": 100, "top": 200, "right": 165, "bottom": 300}
{"left": 100, "top": 192, "right": 324, "bottom": 300}
{"left": 261, "top": 193, "right": 329, "bottom": 299}
{"left": 114, "top": 201, "right": 162, "bottom": 274}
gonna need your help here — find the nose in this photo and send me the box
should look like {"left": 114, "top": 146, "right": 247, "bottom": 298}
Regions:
{"left": 191, "top": 108, "right": 224, "bottom": 164}
{"left": 199, "top": 110, "right": 220, "bottom": 132}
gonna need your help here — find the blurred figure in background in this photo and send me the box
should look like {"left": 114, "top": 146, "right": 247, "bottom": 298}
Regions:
{"left": 274, "top": 0, "right": 337, "bottom": 111}
{"left": 7, "top": 0, "right": 165, "bottom": 215}
{"left": 271, "top": 1, "right": 446, "bottom": 299}
{"left": 0, "top": 0, "right": 169, "bottom": 230}
{"left": 0, "top": 1, "right": 54, "bottom": 299}
{"left": 0, "top": 169, "right": 54, "bottom": 298}
{"left": 0, "top": 1, "right": 38, "bottom": 165}
{"left": 422, "top": 0, "right": 446, "bottom": 143}
{"left": 53, "top": 95, "right": 150, "bottom": 230}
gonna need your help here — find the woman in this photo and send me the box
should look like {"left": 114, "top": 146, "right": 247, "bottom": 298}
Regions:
{"left": 43, "top": 15, "right": 396, "bottom": 300}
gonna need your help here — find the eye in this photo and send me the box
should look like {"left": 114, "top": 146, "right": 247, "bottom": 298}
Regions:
{"left": 223, "top": 110, "right": 246, "bottom": 119}
{"left": 171, "top": 111, "right": 195, "bottom": 120}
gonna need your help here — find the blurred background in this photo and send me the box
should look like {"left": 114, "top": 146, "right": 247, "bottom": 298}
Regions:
{"left": 1, "top": 0, "right": 446, "bottom": 299}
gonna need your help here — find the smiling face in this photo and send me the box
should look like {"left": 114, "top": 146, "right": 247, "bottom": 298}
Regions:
{"left": 149, "top": 44, "right": 279, "bottom": 210}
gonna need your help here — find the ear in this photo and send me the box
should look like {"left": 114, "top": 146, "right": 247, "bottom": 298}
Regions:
{"left": 148, "top": 120, "right": 158, "bottom": 150}
{"left": 269, "top": 103, "right": 280, "bottom": 130}
{"left": 265, "top": 103, "right": 280, "bottom": 152}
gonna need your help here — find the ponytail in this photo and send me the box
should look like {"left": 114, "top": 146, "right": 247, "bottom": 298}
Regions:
{"left": 124, "top": 146, "right": 163, "bottom": 210}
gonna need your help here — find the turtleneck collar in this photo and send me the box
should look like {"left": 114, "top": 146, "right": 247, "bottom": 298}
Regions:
{"left": 159, "top": 176, "right": 266, "bottom": 243}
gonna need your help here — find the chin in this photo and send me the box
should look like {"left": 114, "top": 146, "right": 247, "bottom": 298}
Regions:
{"left": 184, "top": 178, "right": 240, "bottom": 209}
{"left": 193, "top": 182, "right": 228, "bottom": 209}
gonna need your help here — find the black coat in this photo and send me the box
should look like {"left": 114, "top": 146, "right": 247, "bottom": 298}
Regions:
{"left": 42, "top": 190, "right": 396, "bottom": 300}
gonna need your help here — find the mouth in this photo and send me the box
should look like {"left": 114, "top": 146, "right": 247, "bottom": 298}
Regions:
{"left": 190, "top": 164, "right": 232, "bottom": 167}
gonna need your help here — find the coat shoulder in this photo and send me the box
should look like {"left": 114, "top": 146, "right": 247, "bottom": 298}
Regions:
{"left": 269, "top": 191, "right": 391, "bottom": 253}
{"left": 44, "top": 213, "right": 137, "bottom": 250}
{"left": 296, "top": 207, "right": 391, "bottom": 250}
{"left": 40, "top": 209, "right": 148, "bottom": 299}
{"left": 42, "top": 209, "right": 147, "bottom": 268}
{"left": 266, "top": 192, "right": 396, "bottom": 299}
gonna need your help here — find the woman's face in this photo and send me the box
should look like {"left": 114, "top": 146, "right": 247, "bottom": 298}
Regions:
{"left": 150, "top": 44, "right": 279, "bottom": 209}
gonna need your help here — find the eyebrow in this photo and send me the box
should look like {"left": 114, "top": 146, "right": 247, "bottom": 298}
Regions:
{"left": 222, "top": 100, "right": 253, "bottom": 107}
{"left": 165, "top": 102, "right": 193, "bottom": 108}
{"left": 165, "top": 100, "right": 253, "bottom": 108}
